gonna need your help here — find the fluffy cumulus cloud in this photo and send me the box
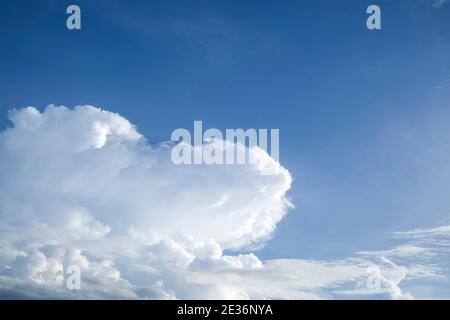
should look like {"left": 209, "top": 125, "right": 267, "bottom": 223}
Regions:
{"left": 0, "top": 105, "right": 444, "bottom": 299}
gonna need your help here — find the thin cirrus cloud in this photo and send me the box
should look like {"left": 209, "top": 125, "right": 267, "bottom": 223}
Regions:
{"left": 0, "top": 105, "right": 446, "bottom": 299}
{"left": 420, "top": 0, "right": 449, "bottom": 7}
{"left": 431, "top": 0, "right": 449, "bottom": 7}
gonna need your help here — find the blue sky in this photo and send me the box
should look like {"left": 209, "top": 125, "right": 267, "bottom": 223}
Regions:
{"left": 0, "top": 0, "right": 450, "bottom": 299}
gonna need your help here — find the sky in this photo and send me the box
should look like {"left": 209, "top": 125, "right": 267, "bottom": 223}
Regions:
{"left": 0, "top": 0, "right": 450, "bottom": 299}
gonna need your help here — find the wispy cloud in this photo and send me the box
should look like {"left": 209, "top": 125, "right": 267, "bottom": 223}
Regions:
{"left": 420, "top": 0, "right": 449, "bottom": 8}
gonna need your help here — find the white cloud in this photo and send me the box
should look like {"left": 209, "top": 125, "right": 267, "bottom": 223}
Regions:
{"left": 394, "top": 225, "right": 450, "bottom": 239}
{"left": 356, "top": 225, "right": 450, "bottom": 298}
{"left": 389, "top": 225, "right": 450, "bottom": 257}
{"left": 420, "top": 0, "right": 449, "bottom": 7}
{"left": 0, "top": 105, "right": 294, "bottom": 298}
{"left": 431, "top": 0, "right": 448, "bottom": 7}
{"left": 0, "top": 105, "right": 292, "bottom": 250}
{"left": 0, "top": 105, "right": 444, "bottom": 299}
